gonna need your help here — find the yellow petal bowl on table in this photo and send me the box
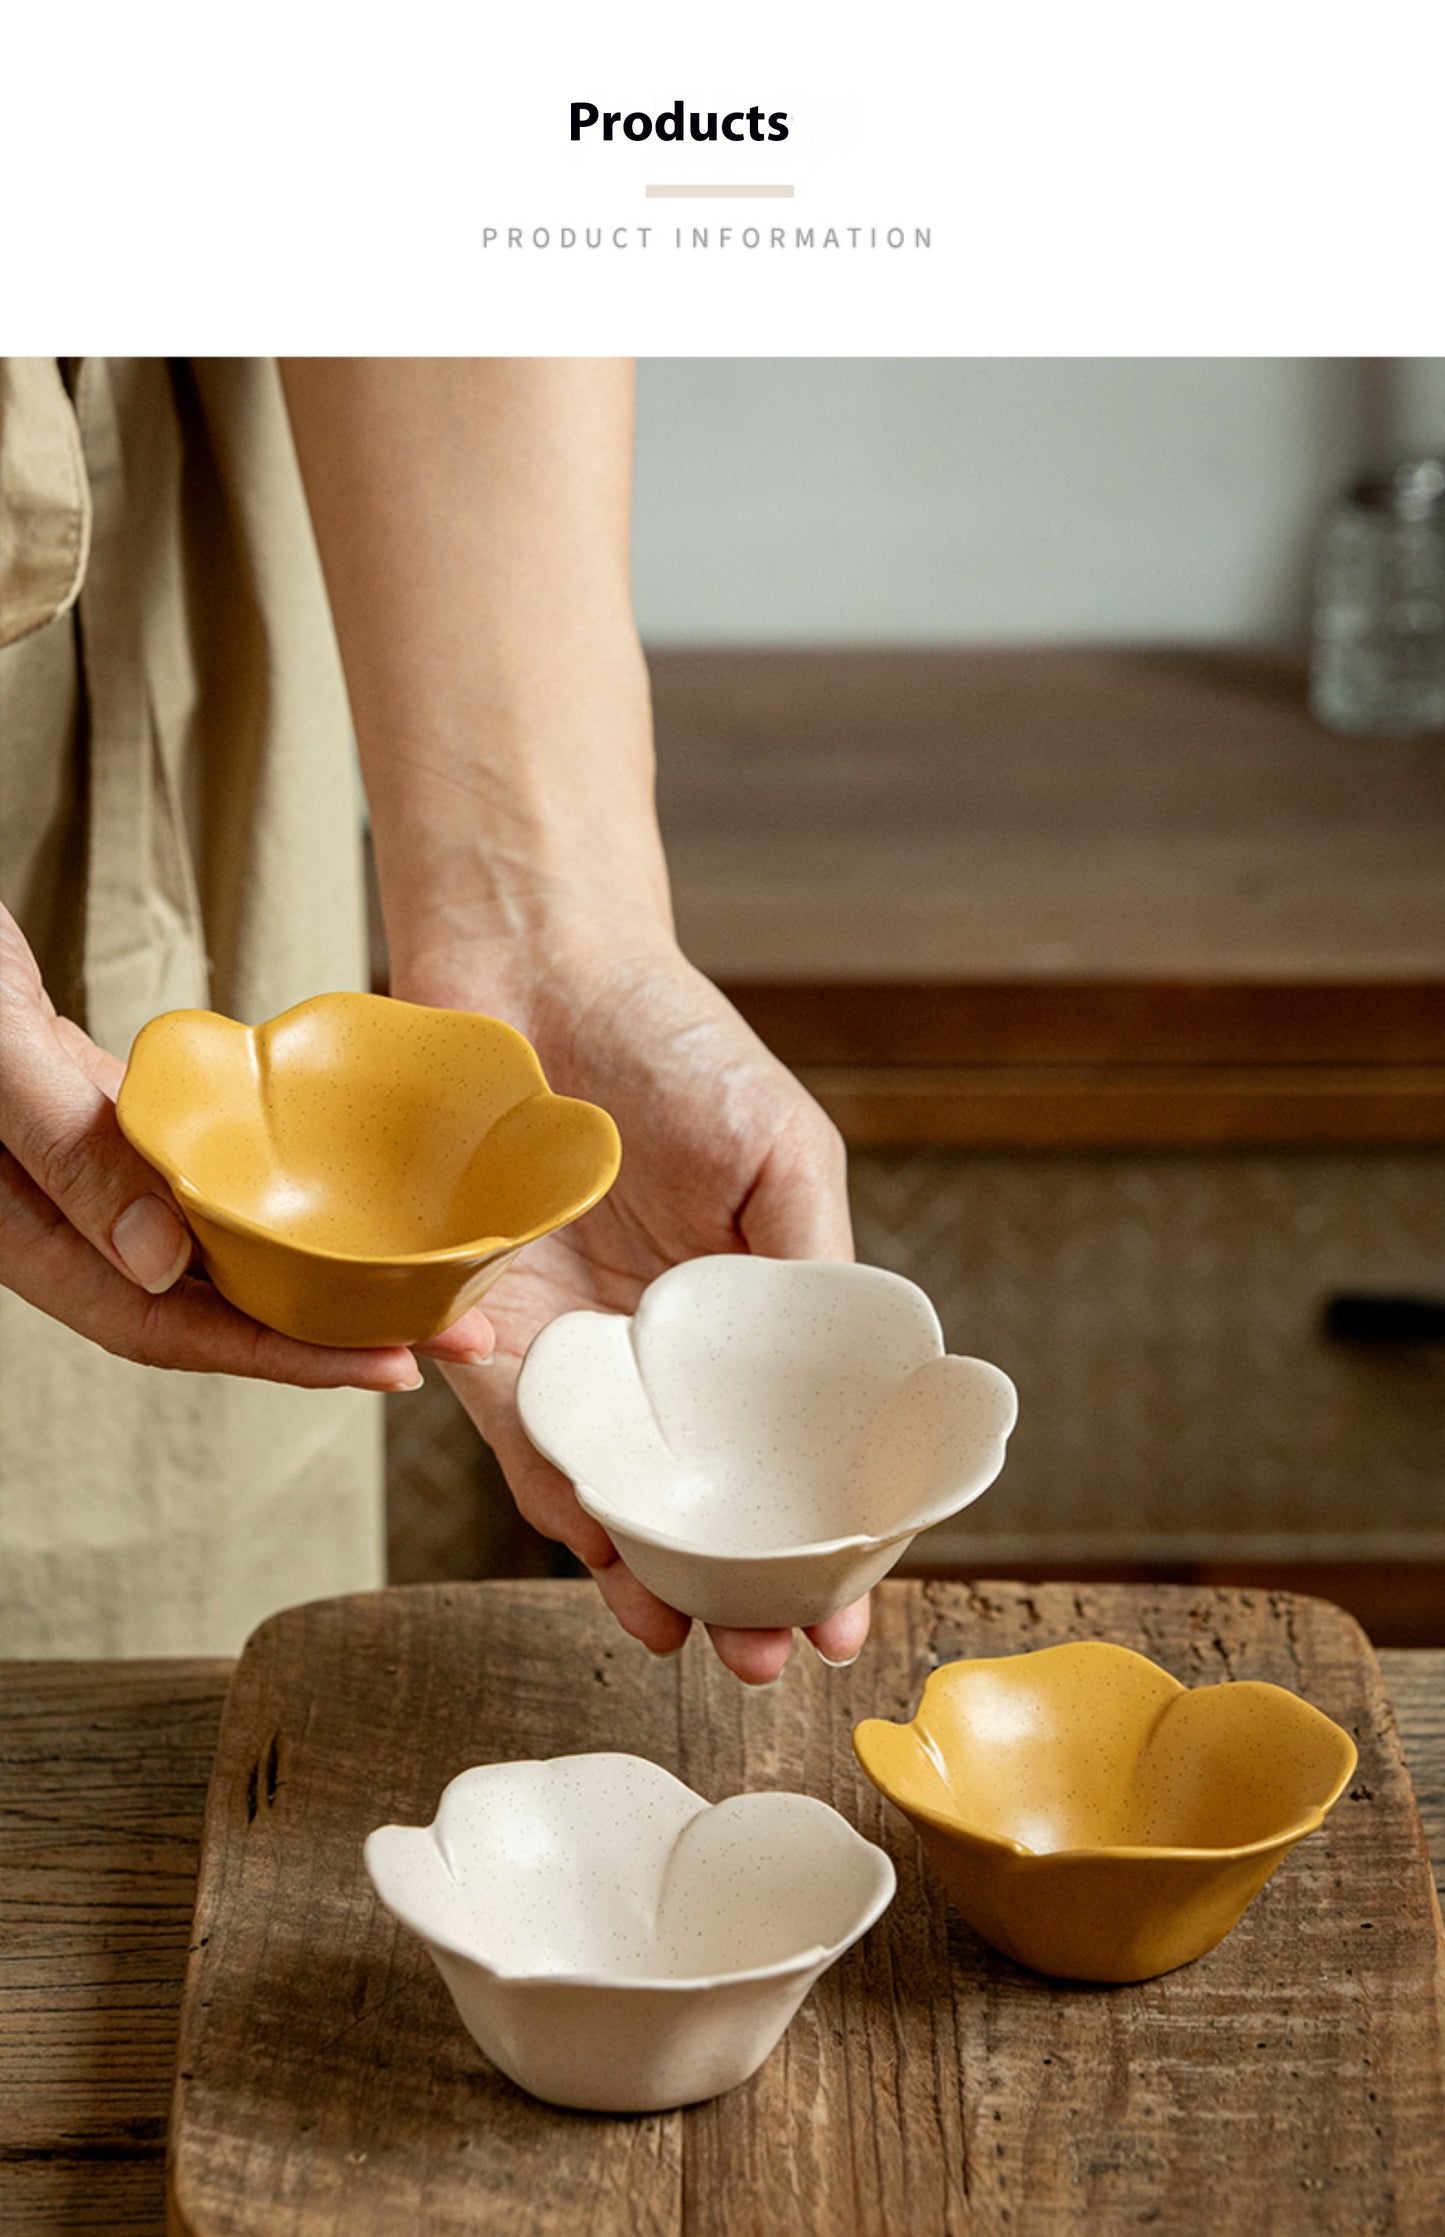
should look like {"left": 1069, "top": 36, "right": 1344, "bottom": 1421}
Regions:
{"left": 115, "top": 992, "right": 621, "bottom": 1349}
{"left": 853, "top": 1641, "right": 1357, "bottom": 1983}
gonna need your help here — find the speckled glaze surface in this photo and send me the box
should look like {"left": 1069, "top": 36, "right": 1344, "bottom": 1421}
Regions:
{"left": 115, "top": 992, "right": 620, "bottom": 1348}
{"left": 515, "top": 1255, "right": 1018, "bottom": 1629}
{"left": 854, "top": 1641, "right": 1358, "bottom": 1982}
{"left": 363, "top": 1752, "right": 895, "bottom": 2112}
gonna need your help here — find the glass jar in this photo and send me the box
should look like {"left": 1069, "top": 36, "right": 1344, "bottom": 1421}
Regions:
{"left": 1310, "top": 457, "right": 1445, "bottom": 738}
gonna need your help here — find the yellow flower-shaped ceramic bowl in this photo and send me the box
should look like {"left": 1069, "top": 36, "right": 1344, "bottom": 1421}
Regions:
{"left": 116, "top": 993, "right": 621, "bottom": 1349}
{"left": 853, "top": 1641, "right": 1357, "bottom": 1983}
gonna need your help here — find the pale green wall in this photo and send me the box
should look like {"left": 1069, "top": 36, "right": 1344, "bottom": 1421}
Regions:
{"left": 632, "top": 359, "right": 1445, "bottom": 643}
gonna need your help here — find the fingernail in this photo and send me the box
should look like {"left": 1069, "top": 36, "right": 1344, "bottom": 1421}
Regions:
{"left": 457, "top": 1350, "right": 492, "bottom": 1367}
{"left": 112, "top": 1196, "right": 191, "bottom": 1292}
{"left": 817, "top": 1650, "right": 862, "bottom": 1669}
{"left": 390, "top": 1373, "right": 425, "bottom": 1393}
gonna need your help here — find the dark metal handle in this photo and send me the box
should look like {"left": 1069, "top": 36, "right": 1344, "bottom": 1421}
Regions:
{"left": 1322, "top": 1292, "right": 1445, "bottom": 1343}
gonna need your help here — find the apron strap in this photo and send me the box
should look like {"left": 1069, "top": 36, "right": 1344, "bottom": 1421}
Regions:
{"left": 72, "top": 359, "right": 210, "bottom": 1057}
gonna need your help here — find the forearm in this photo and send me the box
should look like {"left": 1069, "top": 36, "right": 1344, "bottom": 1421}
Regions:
{"left": 282, "top": 360, "right": 860, "bottom": 1678}
{"left": 280, "top": 357, "right": 672, "bottom": 1007}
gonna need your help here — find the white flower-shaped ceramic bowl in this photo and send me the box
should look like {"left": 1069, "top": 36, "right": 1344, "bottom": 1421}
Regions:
{"left": 363, "top": 1753, "right": 895, "bottom": 2112}
{"left": 516, "top": 1255, "right": 1018, "bottom": 1629}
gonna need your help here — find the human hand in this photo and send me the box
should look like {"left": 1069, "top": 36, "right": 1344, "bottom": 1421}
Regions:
{"left": 410, "top": 927, "right": 870, "bottom": 1685}
{"left": 0, "top": 904, "right": 493, "bottom": 1390}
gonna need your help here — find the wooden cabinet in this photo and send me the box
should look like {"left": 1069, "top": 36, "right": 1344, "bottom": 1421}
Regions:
{"left": 653, "top": 649, "right": 1445, "bottom": 1627}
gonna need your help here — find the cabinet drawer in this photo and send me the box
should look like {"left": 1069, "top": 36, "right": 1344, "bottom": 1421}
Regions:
{"left": 849, "top": 1148, "right": 1445, "bottom": 1565}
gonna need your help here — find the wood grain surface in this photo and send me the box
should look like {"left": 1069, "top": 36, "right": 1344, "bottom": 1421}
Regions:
{"left": 0, "top": 1661, "right": 229, "bottom": 2236}
{"left": 163, "top": 1581, "right": 1444, "bottom": 2237}
{"left": 646, "top": 650, "right": 1445, "bottom": 1147}
{"left": 3, "top": 1632, "right": 1442, "bottom": 2237}
{"left": 650, "top": 649, "right": 1445, "bottom": 989}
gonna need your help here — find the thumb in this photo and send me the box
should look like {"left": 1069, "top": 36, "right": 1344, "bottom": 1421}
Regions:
{"left": 0, "top": 945, "right": 192, "bottom": 1295}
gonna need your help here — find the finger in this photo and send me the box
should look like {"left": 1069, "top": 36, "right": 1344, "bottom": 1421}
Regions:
{"left": 589, "top": 1559, "right": 692, "bottom": 1658}
{"left": 737, "top": 1111, "right": 854, "bottom": 1264}
{"left": 704, "top": 1622, "right": 796, "bottom": 1686}
{"left": 142, "top": 1279, "right": 425, "bottom": 1388}
{"left": 804, "top": 1594, "right": 871, "bottom": 1668}
{"left": 414, "top": 1304, "right": 496, "bottom": 1365}
{"left": 441, "top": 1357, "right": 617, "bottom": 1569}
{"left": 0, "top": 1149, "right": 424, "bottom": 1390}
{"left": 0, "top": 989, "right": 192, "bottom": 1295}
{"left": 50, "top": 1014, "right": 124, "bottom": 1100}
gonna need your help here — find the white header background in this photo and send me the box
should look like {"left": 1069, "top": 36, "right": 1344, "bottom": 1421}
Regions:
{"left": 7, "top": 0, "right": 1442, "bottom": 353}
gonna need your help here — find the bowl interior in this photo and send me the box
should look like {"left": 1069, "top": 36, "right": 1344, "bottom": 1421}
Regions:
{"left": 120, "top": 996, "right": 619, "bottom": 1258}
{"left": 858, "top": 1644, "right": 1357, "bottom": 1855}
{"left": 366, "top": 1757, "right": 886, "bottom": 1982}
{"left": 518, "top": 1258, "right": 1018, "bottom": 1554}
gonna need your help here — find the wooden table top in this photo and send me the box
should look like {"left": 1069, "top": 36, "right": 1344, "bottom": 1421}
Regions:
{"left": 652, "top": 648, "right": 1445, "bottom": 998}
{"left": 2, "top": 1621, "right": 1441, "bottom": 2235}
{"left": 648, "top": 650, "right": 1445, "bottom": 1148}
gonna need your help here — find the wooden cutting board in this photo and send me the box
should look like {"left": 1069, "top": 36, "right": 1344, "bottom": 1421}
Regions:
{"left": 168, "top": 1580, "right": 1445, "bottom": 2235}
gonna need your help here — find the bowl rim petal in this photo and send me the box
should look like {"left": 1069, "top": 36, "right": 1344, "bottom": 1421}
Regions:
{"left": 117, "top": 994, "right": 622, "bottom": 1267}
{"left": 517, "top": 1261, "right": 1016, "bottom": 1562}
{"left": 574, "top": 1457, "right": 1006, "bottom": 1565}
{"left": 558, "top": 1335, "right": 1014, "bottom": 1564}
{"left": 363, "top": 1752, "right": 897, "bottom": 1993}
{"left": 852, "top": 1642, "right": 1359, "bottom": 1866}
{"left": 857, "top": 1783, "right": 1347, "bottom": 1868}
{"left": 573, "top": 1480, "right": 889, "bottom": 1562}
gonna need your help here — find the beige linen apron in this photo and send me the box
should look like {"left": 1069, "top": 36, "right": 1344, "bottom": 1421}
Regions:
{"left": 0, "top": 358, "right": 383, "bottom": 1656}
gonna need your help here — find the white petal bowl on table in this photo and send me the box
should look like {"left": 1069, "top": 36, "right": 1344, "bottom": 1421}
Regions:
{"left": 363, "top": 1753, "right": 896, "bottom": 2113}
{"left": 516, "top": 1255, "right": 1019, "bottom": 1630}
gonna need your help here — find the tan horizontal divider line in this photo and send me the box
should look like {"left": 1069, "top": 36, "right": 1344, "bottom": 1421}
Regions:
{"left": 645, "top": 183, "right": 794, "bottom": 199}
{"left": 800, "top": 1062, "right": 1445, "bottom": 1149}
